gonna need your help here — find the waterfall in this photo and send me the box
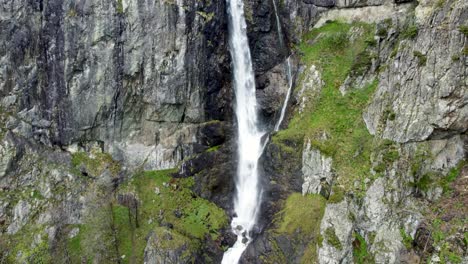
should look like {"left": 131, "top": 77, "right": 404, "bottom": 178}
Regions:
{"left": 222, "top": 0, "right": 264, "bottom": 263}
{"left": 272, "top": 0, "right": 293, "bottom": 132}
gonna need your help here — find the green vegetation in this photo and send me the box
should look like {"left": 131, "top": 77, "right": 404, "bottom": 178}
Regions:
{"left": 116, "top": 0, "right": 124, "bottom": 14}
{"left": 353, "top": 232, "right": 374, "bottom": 264}
{"left": 271, "top": 193, "right": 326, "bottom": 263}
{"left": 68, "top": 169, "right": 228, "bottom": 263}
{"left": 413, "top": 51, "right": 427, "bottom": 66}
{"left": 277, "top": 193, "right": 326, "bottom": 235}
{"left": 328, "top": 185, "right": 345, "bottom": 203}
{"left": 459, "top": 25, "right": 468, "bottom": 36}
{"left": 350, "top": 50, "right": 373, "bottom": 76}
{"left": 400, "top": 228, "right": 413, "bottom": 249}
{"left": 71, "top": 151, "right": 121, "bottom": 176}
{"left": 440, "top": 160, "right": 466, "bottom": 193}
{"left": 196, "top": 11, "right": 215, "bottom": 22}
{"left": 401, "top": 24, "right": 418, "bottom": 39}
{"left": 275, "top": 21, "right": 378, "bottom": 196}
{"left": 324, "top": 227, "right": 342, "bottom": 250}
{"left": 5, "top": 227, "right": 51, "bottom": 263}
{"left": 114, "top": 170, "right": 227, "bottom": 262}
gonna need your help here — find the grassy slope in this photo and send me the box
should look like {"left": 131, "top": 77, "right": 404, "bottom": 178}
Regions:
{"left": 275, "top": 21, "right": 377, "bottom": 197}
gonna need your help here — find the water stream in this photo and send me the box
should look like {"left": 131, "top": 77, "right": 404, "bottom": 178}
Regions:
{"left": 222, "top": 0, "right": 264, "bottom": 263}
{"left": 272, "top": 0, "right": 293, "bottom": 132}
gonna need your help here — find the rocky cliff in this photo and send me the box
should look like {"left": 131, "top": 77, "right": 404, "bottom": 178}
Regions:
{"left": 0, "top": 0, "right": 466, "bottom": 263}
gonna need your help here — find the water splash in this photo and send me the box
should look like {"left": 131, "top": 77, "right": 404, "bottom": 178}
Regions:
{"left": 222, "top": 0, "right": 264, "bottom": 263}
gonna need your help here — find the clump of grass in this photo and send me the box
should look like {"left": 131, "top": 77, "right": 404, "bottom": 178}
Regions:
{"left": 324, "top": 227, "right": 342, "bottom": 250}
{"left": 401, "top": 24, "right": 418, "bottom": 39}
{"left": 400, "top": 228, "right": 413, "bottom": 249}
{"left": 413, "top": 51, "right": 427, "bottom": 66}
{"left": 353, "top": 232, "right": 373, "bottom": 264}
{"left": 277, "top": 193, "right": 326, "bottom": 235}
{"left": 459, "top": 25, "right": 468, "bottom": 37}
{"left": 328, "top": 185, "right": 345, "bottom": 203}
{"left": 350, "top": 50, "right": 373, "bottom": 76}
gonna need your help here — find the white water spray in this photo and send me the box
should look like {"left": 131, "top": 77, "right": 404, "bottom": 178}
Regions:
{"left": 272, "top": 0, "right": 293, "bottom": 132}
{"left": 222, "top": 0, "right": 264, "bottom": 263}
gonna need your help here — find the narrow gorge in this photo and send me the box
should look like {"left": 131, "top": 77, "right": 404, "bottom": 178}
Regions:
{"left": 0, "top": 0, "right": 466, "bottom": 263}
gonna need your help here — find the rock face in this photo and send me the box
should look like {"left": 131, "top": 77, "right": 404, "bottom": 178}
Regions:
{"left": 0, "top": 0, "right": 467, "bottom": 263}
{"left": 302, "top": 139, "right": 334, "bottom": 196}
{"left": 364, "top": 0, "right": 468, "bottom": 143}
{"left": 0, "top": 0, "right": 232, "bottom": 169}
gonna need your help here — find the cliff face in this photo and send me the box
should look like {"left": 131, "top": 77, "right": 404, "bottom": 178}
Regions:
{"left": 1, "top": 0, "right": 233, "bottom": 170}
{"left": 0, "top": 0, "right": 467, "bottom": 263}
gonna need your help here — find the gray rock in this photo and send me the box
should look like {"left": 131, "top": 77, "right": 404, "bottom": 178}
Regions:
{"left": 7, "top": 200, "right": 31, "bottom": 234}
{"left": 302, "top": 139, "right": 334, "bottom": 195}
{"left": 364, "top": 0, "right": 468, "bottom": 143}
{"left": 318, "top": 200, "right": 354, "bottom": 264}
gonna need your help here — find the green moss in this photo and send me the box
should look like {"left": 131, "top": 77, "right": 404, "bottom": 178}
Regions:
{"left": 459, "top": 25, "right": 468, "bottom": 37}
{"left": 271, "top": 193, "right": 326, "bottom": 263}
{"left": 377, "top": 27, "right": 388, "bottom": 37}
{"left": 71, "top": 151, "right": 121, "bottom": 176}
{"left": 277, "top": 193, "right": 326, "bottom": 235}
{"left": 440, "top": 160, "right": 466, "bottom": 193}
{"left": 206, "top": 145, "right": 220, "bottom": 152}
{"left": 324, "top": 227, "right": 342, "bottom": 250}
{"left": 328, "top": 185, "right": 345, "bottom": 203}
{"left": 350, "top": 50, "right": 373, "bottom": 76}
{"left": 435, "top": 0, "right": 445, "bottom": 8}
{"left": 113, "top": 169, "right": 227, "bottom": 263}
{"left": 400, "top": 228, "right": 413, "bottom": 249}
{"left": 414, "top": 173, "right": 433, "bottom": 192}
{"left": 6, "top": 227, "right": 51, "bottom": 263}
{"left": 196, "top": 11, "right": 214, "bottom": 22}
{"left": 277, "top": 21, "right": 377, "bottom": 196}
{"left": 401, "top": 24, "right": 418, "bottom": 39}
{"left": 413, "top": 51, "right": 427, "bottom": 66}
{"left": 390, "top": 44, "right": 399, "bottom": 58}
{"left": 116, "top": 0, "right": 124, "bottom": 14}
{"left": 353, "top": 232, "right": 374, "bottom": 264}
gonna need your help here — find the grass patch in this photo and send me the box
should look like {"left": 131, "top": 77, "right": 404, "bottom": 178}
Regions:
{"left": 277, "top": 193, "right": 326, "bottom": 235}
{"left": 413, "top": 51, "right": 427, "bottom": 66}
{"left": 440, "top": 160, "right": 466, "bottom": 194}
{"left": 273, "top": 193, "right": 326, "bottom": 263}
{"left": 353, "top": 232, "right": 373, "bottom": 264}
{"left": 459, "top": 25, "right": 468, "bottom": 37}
{"left": 401, "top": 24, "right": 418, "bottom": 39}
{"left": 71, "top": 151, "right": 121, "bottom": 176}
{"left": 277, "top": 21, "right": 378, "bottom": 196}
{"left": 324, "top": 227, "right": 342, "bottom": 250}
{"left": 113, "top": 169, "right": 228, "bottom": 262}
{"left": 400, "top": 228, "right": 413, "bottom": 249}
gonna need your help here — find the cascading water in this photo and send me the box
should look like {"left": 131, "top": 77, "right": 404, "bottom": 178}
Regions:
{"left": 272, "top": 0, "right": 293, "bottom": 132}
{"left": 222, "top": 0, "right": 264, "bottom": 263}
